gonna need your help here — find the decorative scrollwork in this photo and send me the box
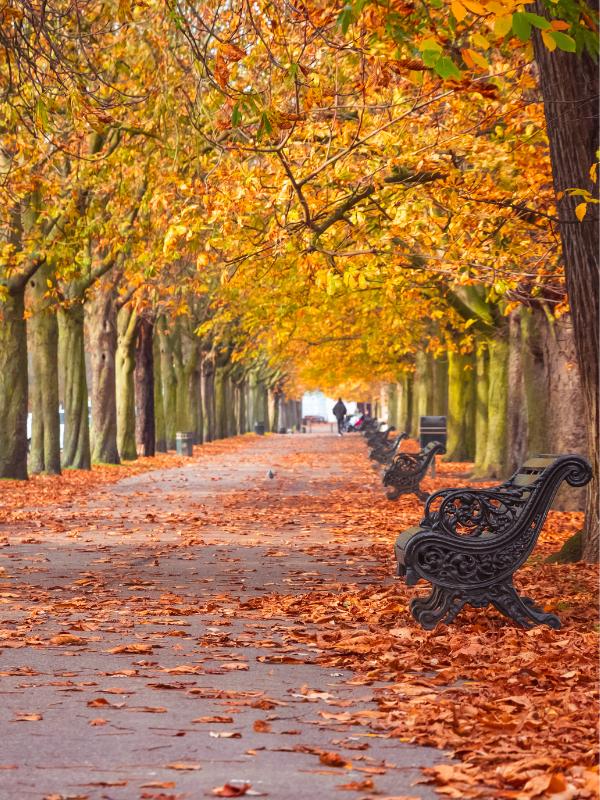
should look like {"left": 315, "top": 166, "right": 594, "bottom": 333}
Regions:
{"left": 429, "top": 487, "right": 533, "bottom": 537}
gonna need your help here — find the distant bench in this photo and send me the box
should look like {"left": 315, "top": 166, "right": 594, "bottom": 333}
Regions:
{"left": 383, "top": 441, "right": 446, "bottom": 501}
{"left": 395, "top": 454, "right": 592, "bottom": 630}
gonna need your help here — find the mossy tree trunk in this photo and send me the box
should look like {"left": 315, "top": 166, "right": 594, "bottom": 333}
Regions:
{"left": 397, "top": 372, "right": 412, "bottom": 434}
{"left": 157, "top": 317, "right": 177, "bottom": 449}
{"left": 506, "top": 309, "right": 527, "bottom": 473}
{"left": 134, "top": 316, "right": 155, "bottom": 457}
{"left": 153, "top": 330, "right": 167, "bottom": 452}
{"left": 116, "top": 305, "right": 138, "bottom": 461}
{"left": 27, "top": 261, "right": 61, "bottom": 474}
{"left": 86, "top": 280, "right": 119, "bottom": 465}
{"left": 0, "top": 289, "right": 29, "bottom": 479}
{"left": 202, "top": 355, "right": 216, "bottom": 442}
{"left": 432, "top": 355, "right": 448, "bottom": 416}
{"left": 412, "top": 350, "right": 433, "bottom": 436}
{"left": 58, "top": 302, "right": 91, "bottom": 470}
{"left": 214, "top": 365, "right": 227, "bottom": 439}
{"left": 472, "top": 345, "right": 489, "bottom": 477}
{"left": 445, "top": 350, "right": 475, "bottom": 462}
{"left": 480, "top": 332, "right": 509, "bottom": 478}
{"left": 174, "top": 321, "right": 202, "bottom": 441}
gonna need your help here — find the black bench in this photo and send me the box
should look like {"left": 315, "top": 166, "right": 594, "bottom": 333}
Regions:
{"left": 383, "top": 441, "right": 446, "bottom": 501}
{"left": 394, "top": 454, "right": 592, "bottom": 630}
{"left": 364, "top": 423, "right": 394, "bottom": 447}
{"left": 370, "top": 432, "right": 408, "bottom": 465}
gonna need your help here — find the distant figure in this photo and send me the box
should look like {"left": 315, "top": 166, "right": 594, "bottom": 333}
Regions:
{"left": 332, "top": 398, "right": 347, "bottom": 436}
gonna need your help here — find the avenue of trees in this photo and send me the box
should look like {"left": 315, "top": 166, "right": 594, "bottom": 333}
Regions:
{"left": 0, "top": 0, "right": 597, "bottom": 559}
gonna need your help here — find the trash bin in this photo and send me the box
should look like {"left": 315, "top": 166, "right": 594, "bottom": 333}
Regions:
{"left": 419, "top": 416, "right": 447, "bottom": 451}
{"left": 176, "top": 431, "right": 194, "bottom": 456}
{"left": 254, "top": 422, "right": 265, "bottom": 436}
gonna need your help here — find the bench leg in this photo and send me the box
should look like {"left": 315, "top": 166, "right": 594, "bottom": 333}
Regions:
{"left": 409, "top": 586, "right": 464, "bottom": 630}
{"left": 488, "top": 582, "right": 561, "bottom": 630}
{"left": 416, "top": 486, "right": 429, "bottom": 503}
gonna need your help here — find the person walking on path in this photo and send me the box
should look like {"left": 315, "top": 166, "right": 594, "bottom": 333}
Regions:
{"left": 332, "top": 398, "right": 347, "bottom": 435}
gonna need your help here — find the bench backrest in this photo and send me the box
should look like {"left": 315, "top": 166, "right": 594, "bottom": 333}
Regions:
{"left": 506, "top": 455, "right": 560, "bottom": 488}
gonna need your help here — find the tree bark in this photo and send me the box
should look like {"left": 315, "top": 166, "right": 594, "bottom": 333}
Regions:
{"left": 153, "top": 330, "right": 167, "bottom": 452}
{"left": 521, "top": 306, "right": 587, "bottom": 510}
{"left": 0, "top": 289, "right": 29, "bottom": 479}
{"left": 481, "top": 333, "right": 509, "bottom": 478}
{"left": 27, "top": 263, "right": 61, "bottom": 474}
{"left": 506, "top": 309, "right": 527, "bottom": 474}
{"left": 157, "top": 318, "right": 177, "bottom": 449}
{"left": 445, "top": 350, "right": 475, "bottom": 462}
{"left": 86, "top": 281, "right": 119, "bottom": 465}
{"left": 116, "top": 306, "right": 138, "bottom": 461}
{"left": 202, "top": 355, "right": 216, "bottom": 442}
{"left": 472, "top": 345, "right": 489, "bottom": 477}
{"left": 134, "top": 316, "right": 155, "bottom": 457}
{"left": 58, "top": 304, "right": 91, "bottom": 470}
{"left": 532, "top": 10, "right": 599, "bottom": 559}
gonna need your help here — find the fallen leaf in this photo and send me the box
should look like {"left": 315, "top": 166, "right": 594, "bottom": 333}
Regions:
{"left": 319, "top": 752, "right": 351, "bottom": 768}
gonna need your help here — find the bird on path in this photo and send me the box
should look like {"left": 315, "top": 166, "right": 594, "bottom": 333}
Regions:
{"left": 267, "top": 469, "right": 275, "bottom": 479}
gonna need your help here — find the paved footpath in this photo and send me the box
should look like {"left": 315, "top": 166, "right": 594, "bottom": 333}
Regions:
{"left": 0, "top": 432, "right": 445, "bottom": 800}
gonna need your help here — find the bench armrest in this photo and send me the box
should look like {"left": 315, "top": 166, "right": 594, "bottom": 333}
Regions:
{"left": 422, "top": 486, "right": 532, "bottom": 537}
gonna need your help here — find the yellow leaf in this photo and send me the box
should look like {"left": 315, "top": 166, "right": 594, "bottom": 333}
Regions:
{"left": 494, "top": 14, "right": 513, "bottom": 37}
{"left": 461, "top": 0, "right": 487, "bottom": 15}
{"left": 471, "top": 32, "right": 490, "bottom": 49}
{"left": 451, "top": 0, "right": 468, "bottom": 21}
{"left": 575, "top": 202, "right": 587, "bottom": 221}
{"left": 541, "top": 29, "right": 557, "bottom": 51}
{"left": 590, "top": 163, "right": 598, "bottom": 183}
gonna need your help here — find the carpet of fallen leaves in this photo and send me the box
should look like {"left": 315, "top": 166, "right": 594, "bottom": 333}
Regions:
{"left": 0, "top": 431, "right": 598, "bottom": 800}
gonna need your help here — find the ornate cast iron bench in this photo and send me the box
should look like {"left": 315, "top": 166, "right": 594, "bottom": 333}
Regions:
{"left": 394, "top": 454, "right": 592, "bottom": 630}
{"left": 370, "top": 432, "right": 409, "bottom": 465}
{"left": 383, "top": 441, "right": 446, "bottom": 501}
{"left": 365, "top": 423, "right": 394, "bottom": 448}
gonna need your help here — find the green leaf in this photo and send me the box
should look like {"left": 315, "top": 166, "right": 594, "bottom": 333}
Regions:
{"left": 434, "top": 56, "right": 462, "bottom": 80}
{"left": 422, "top": 49, "right": 441, "bottom": 68}
{"left": 338, "top": 6, "right": 354, "bottom": 34}
{"left": 548, "top": 30, "right": 577, "bottom": 52}
{"left": 512, "top": 12, "right": 531, "bottom": 41}
{"left": 231, "top": 103, "right": 243, "bottom": 126}
{"left": 521, "top": 11, "right": 550, "bottom": 30}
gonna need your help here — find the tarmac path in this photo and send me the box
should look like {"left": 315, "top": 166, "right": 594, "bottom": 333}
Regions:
{"left": 0, "top": 431, "right": 446, "bottom": 800}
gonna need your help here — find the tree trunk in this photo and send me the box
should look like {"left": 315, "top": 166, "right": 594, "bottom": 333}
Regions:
{"left": 445, "top": 350, "right": 475, "bottom": 462}
{"left": 175, "top": 325, "right": 202, "bottom": 441}
{"left": 398, "top": 372, "right": 413, "bottom": 434}
{"left": 472, "top": 346, "right": 489, "bottom": 476}
{"left": 506, "top": 309, "right": 527, "bottom": 473}
{"left": 86, "top": 282, "right": 119, "bottom": 465}
{"left": 522, "top": 307, "right": 587, "bottom": 510}
{"left": 116, "top": 306, "right": 138, "bottom": 461}
{"left": 412, "top": 350, "right": 433, "bottom": 435}
{"left": 153, "top": 331, "right": 167, "bottom": 452}
{"left": 157, "top": 318, "right": 177, "bottom": 449}
{"left": 134, "top": 317, "right": 155, "bottom": 457}
{"left": 27, "top": 263, "right": 61, "bottom": 474}
{"left": 432, "top": 355, "right": 448, "bottom": 416}
{"left": 58, "top": 304, "right": 91, "bottom": 470}
{"left": 0, "top": 289, "right": 29, "bottom": 479}
{"left": 480, "top": 333, "right": 509, "bottom": 478}
{"left": 532, "top": 10, "right": 599, "bottom": 559}
{"left": 202, "top": 356, "right": 216, "bottom": 442}
{"left": 215, "top": 366, "right": 228, "bottom": 439}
